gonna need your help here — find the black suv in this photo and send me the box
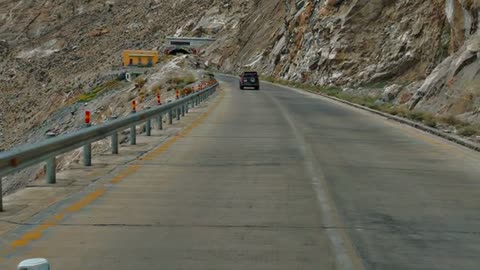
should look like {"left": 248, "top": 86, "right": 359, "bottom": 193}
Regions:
{"left": 239, "top": 71, "right": 260, "bottom": 90}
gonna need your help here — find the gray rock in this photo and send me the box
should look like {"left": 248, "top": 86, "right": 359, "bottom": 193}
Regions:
{"left": 380, "top": 84, "right": 403, "bottom": 102}
{"left": 0, "top": 40, "right": 9, "bottom": 57}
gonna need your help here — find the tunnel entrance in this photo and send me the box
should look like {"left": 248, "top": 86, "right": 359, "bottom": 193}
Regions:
{"left": 168, "top": 49, "right": 191, "bottom": 55}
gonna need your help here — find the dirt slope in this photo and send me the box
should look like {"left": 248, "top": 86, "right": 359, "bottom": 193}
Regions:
{"left": 0, "top": 0, "right": 214, "bottom": 149}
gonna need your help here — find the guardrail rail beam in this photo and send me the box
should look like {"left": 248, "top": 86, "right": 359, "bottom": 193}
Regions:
{"left": 0, "top": 82, "right": 218, "bottom": 211}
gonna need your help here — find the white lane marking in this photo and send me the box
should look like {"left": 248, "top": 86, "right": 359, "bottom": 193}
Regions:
{"left": 263, "top": 89, "right": 365, "bottom": 270}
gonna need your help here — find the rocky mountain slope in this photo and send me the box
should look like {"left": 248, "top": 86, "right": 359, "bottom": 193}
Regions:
{"left": 0, "top": 0, "right": 213, "bottom": 193}
{"left": 190, "top": 0, "right": 480, "bottom": 124}
{"left": 0, "top": 0, "right": 216, "bottom": 149}
{"left": 1, "top": 0, "right": 480, "bottom": 151}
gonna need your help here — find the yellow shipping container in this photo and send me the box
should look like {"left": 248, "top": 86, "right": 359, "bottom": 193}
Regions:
{"left": 122, "top": 50, "right": 159, "bottom": 67}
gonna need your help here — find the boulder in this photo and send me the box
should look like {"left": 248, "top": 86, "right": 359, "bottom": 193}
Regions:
{"left": 380, "top": 84, "right": 403, "bottom": 102}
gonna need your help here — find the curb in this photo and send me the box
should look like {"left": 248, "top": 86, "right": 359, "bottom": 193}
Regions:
{"left": 265, "top": 81, "right": 480, "bottom": 153}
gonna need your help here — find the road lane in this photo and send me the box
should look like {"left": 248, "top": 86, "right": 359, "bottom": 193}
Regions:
{"left": 227, "top": 75, "right": 480, "bottom": 270}
{"left": 1, "top": 81, "right": 336, "bottom": 269}
{"left": 2, "top": 75, "right": 480, "bottom": 270}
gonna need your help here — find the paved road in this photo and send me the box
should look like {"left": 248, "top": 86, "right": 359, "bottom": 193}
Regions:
{"left": 2, "top": 74, "right": 480, "bottom": 269}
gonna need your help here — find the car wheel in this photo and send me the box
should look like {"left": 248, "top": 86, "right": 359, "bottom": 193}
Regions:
{"left": 255, "top": 86, "right": 259, "bottom": 90}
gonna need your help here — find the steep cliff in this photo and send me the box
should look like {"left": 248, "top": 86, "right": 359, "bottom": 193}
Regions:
{"left": 188, "top": 0, "right": 480, "bottom": 123}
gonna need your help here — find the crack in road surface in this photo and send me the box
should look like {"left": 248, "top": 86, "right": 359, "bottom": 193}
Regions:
{"left": 4, "top": 219, "right": 480, "bottom": 236}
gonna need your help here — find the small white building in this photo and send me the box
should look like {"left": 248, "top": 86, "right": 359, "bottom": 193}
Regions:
{"left": 166, "top": 37, "right": 216, "bottom": 48}
{"left": 164, "top": 37, "right": 216, "bottom": 55}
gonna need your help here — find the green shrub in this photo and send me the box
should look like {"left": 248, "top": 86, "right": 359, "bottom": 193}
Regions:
{"left": 321, "top": 86, "right": 342, "bottom": 97}
{"left": 359, "top": 81, "right": 390, "bottom": 89}
{"left": 458, "top": 126, "right": 479, "bottom": 137}
{"left": 385, "top": 106, "right": 409, "bottom": 117}
{"left": 423, "top": 115, "right": 437, "bottom": 128}
{"left": 183, "top": 74, "right": 197, "bottom": 85}
{"left": 167, "top": 73, "right": 196, "bottom": 87}
{"left": 134, "top": 77, "right": 147, "bottom": 88}
{"left": 77, "top": 79, "right": 120, "bottom": 103}
{"left": 440, "top": 115, "right": 467, "bottom": 127}
{"left": 407, "top": 111, "right": 426, "bottom": 122}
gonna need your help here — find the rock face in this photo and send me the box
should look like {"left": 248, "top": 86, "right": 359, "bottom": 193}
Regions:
{"left": 200, "top": 0, "right": 449, "bottom": 85}
{"left": 190, "top": 0, "right": 479, "bottom": 122}
{"left": 405, "top": 1, "right": 480, "bottom": 119}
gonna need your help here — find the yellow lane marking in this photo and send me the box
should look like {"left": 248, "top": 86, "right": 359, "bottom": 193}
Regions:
{"left": 1, "top": 89, "right": 224, "bottom": 256}
{"left": 110, "top": 164, "right": 141, "bottom": 184}
{"left": 6, "top": 188, "right": 107, "bottom": 250}
{"left": 140, "top": 90, "right": 225, "bottom": 161}
{"left": 65, "top": 188, "right": 107, "bottom": 213}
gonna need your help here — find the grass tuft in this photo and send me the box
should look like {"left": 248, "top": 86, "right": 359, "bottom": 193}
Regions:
{"left": 77, "top": 79, "right": 120, "bottom": 103}
{"left": 167, "top": 73, "right": 196, "bottom": 87}
{"left": 458, "top": 126, "right": 480, "bottom": 137}
{"left": 261, "top": 75, "right": 480, "bottom": 137}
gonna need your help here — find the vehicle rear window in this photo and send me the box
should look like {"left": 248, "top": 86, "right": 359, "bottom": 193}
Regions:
{"left": 243, "top": 72, "right": 258, "bottom": 77}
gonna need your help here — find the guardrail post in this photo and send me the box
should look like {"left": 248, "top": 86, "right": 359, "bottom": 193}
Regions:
{"left": 146, "top": 119, "right": 151, "bottom": 136}
{"left": 177, "top": 107, "right": 181, "bottom": 121}
{"left": 169, "top": 109, "right": 173, "bottom": 125}
{"left": 110, "top": 116, "right": 119, "bottom": 154}
{"left": 157, "top": 98, "right": 163, "bottom": 130}
{"left": 83, "top": 111, "right": 92, "bottom": 166}
{"left": 186, "top": 101, "right": 189, "bottom": 114}
{"left": 181, "top": 104, "right": 185, "bottom": 117}
{"left": 145, "top": 107, "right": 152, "bottom": 136}
{"left": 130, "top": 101, "right": 137, "bottom": 145}
{"left": 130, "top": 126, "right": 136, "bottom": 145}
{"left": 45, "top": 132, "right": 57, "bottom": 184}
{"left": 83, "top": 141, "right": 92, "bottom": 166}
{"left": 157, "top": 114, "right": 163, "bottom": 130}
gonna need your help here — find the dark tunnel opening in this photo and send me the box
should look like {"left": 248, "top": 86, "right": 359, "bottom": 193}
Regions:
{"left": 168, "top": 49, "right": 191, "bottom": 55}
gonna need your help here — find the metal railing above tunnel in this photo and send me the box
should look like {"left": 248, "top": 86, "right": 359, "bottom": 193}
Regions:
{"left": 0, "top": 81, "right": 219, "bottom": 212}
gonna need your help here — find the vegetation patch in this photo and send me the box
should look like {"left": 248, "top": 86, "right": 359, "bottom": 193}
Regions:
{"left": 166, "top": 73, "right": 196, "bottom": 87}
{"left": 77, "top": 79, "right": 121, "bottom": 103}
{"left": 440, "top": 115, "right": 466, "bottom": 127}
{"left": 458, "top": 126, "right": 480, "bottom": 137}
{"left": 358, "top": 81, "right": 390, "bottom": 89}
{"left": 262, "top": 76, "right": 341, "bottom": 96}
{"left": 134, "top": 77, "right": 147, "bottom": 88}
{"left": 263, "top": 75, "right": 480, "bottom": 138}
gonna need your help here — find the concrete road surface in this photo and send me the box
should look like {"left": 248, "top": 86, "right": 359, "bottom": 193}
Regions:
{"left": 2, "top": 74, "right": 480, "bottom": 270}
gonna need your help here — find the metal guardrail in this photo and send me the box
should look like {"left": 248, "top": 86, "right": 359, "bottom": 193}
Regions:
{"left": 0, "top": 82, "right": 219, "bottom": 211}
